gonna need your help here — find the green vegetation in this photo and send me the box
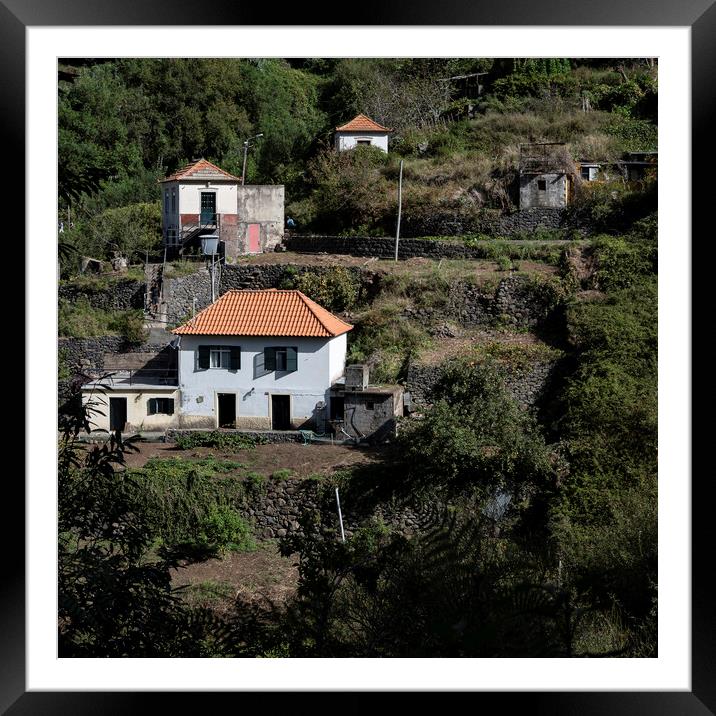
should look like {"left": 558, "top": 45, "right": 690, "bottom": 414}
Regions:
{"left": 58, "top": 298, "right": 147, "bottom": 342}
{"left": 58, "top": 57, "right": 658, "bottom": 659}
{"left": 197, "top": 505, "right": 256, "bottom": 554}
{"left": 280, "top": 266, "right": 361, "bottom": 312}
{"left": 173, "top": 431, "right": 267, "bottom": 450}
{"left": 59, "top": 58, "right": 656, "bottom": 276}
{"left": 181, "top": 580, "right": 235, "bottom": 609}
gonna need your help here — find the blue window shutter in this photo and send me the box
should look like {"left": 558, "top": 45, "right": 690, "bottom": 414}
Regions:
{"left": 230, "top": 346, "right": 241, "bottom": 370}
{"left": 264, "top": 347, "right": 276, "bottom": 371}
{"left": 286, "top": 347, "right": 298, "bottom": 372}
{"left": 198, "top": 345, "right": 210, "bottom": 370}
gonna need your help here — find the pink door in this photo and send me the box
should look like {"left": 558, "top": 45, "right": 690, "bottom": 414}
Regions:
{"left": 247, "top": 224, "right": 261, "bottom": 253}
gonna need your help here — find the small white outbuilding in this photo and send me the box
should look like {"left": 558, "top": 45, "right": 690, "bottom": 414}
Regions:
{"left": 334, "top": 113, "right": 391, "bottom": 153}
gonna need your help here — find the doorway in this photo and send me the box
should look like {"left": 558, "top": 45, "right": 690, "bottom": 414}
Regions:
{"left": 109, "top": 397, "right": 127, "bottom": 432}
{"left": 217, "top": 393, "right": 236, "bottom": 428}
{"left": 247, "top": 223, "right": 261, "bottom": 253}
{"left": 271, "top": 395, "right": 291, "bottom": 430}
{"left": 200, "top": 192, "right": 216, "bottom": 225}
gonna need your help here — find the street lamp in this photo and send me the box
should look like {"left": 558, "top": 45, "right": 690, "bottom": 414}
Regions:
{"left": 241, "top": 133, "right": 264, "bottom": 185}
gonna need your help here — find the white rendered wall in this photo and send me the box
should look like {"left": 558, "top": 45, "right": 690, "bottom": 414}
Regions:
{"left": 177, "top": 334, "right": 347, "bottom": 427}
{"left": 328, "top": 333, "right": 348, "bottom": 383}
{"left": 179, "top": 181, "right": 238, "bottom": 214}
{"left": 82, "top": 388, "right": 180, "bottom": 432}
{"left": 335, "top": 132, "right": 389, "bottom": 153}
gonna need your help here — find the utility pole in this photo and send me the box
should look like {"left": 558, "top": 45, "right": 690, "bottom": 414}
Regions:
{"left": 241, "top": 133, "right": 264, "bottom": 185}
{"left": 394, "top": 159, "right": 403, "bottom": 263}
{"left": 335, "top": 488, "right": 346, "bottom": 543}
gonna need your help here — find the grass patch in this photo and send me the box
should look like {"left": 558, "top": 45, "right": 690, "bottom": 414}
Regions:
{"left": 179, "top": 580, "right": 235, "bottom": 608}
{"left": 164, "top": 260, "right": 202, "bottom": 278}
{"left": 58, "top": 297, "right": 147, "bottom": 341}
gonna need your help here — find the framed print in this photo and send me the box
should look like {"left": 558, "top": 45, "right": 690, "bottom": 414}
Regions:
{"left": 6, "top": 0, "right": 708, "bottom": 712}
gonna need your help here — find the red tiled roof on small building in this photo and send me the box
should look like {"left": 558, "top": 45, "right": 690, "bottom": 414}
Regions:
{"left": 335, "top": 113, "right": 392, "bottom": 133}
{"left": 160, "top": 158, "right": 241, "bottom": 183}
{"left": 172, "top": 289, "right": 353, "bottom": 338}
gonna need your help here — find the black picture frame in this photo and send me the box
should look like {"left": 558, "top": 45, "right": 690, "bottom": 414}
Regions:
{"left": 6, "top": 1, "right": 706, "bottom": 712}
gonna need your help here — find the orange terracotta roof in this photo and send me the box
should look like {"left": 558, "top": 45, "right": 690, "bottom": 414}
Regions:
{"left": 335, "top": 113, "right": 392, "bottom": 133}
{"left": 172, "top": 289, "right": 353, "bottom": 338}
{"left": 160, "top": 158, "right": 241, "bottom": 183}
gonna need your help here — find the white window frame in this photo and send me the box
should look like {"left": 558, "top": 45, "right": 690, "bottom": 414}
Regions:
{"left": 210, "top": 346, "right": 231, "bottom": 369}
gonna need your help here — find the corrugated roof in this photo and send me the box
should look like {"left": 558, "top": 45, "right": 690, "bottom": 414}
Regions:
{"left": 160, "top": 158, "right": 241, "bottom": 183}
{"left": 335, "top": 113, "right": 392, "bottom": 133}
{"left": 172, "top": 289, "right": 353, "bottom": 338}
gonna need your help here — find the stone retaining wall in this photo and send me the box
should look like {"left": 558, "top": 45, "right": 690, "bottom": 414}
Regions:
{"left": 406, "top": 358, "right": 559, "bottom": 411}
{"left": 58, "top": 279, "right": 145, "bottom": 311}
{"left": 241, "top": 475, "right": 430, "bottom": 540}
{"left": 162, "top": 264, "right": 376, "bottom": 325}
{"left": 58, "top": 337, "right": 172, "bottom": 376}
{"left": 164, "top": 428, "right": 306, "bottom": 444}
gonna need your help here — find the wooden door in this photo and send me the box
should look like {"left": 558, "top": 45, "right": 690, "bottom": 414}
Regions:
{"left": 217, "top": 393, "right": 236, "bottom": 428}
{"left": 271, "top": 395, "right": 290, "bottom": 430}
{"left": 109, "top": 397, "right": 127, "bottom": 432}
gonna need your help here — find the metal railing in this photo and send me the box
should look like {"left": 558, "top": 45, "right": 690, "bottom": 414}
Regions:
{"left": 100, "top": 368, "right": 178, "bottom": 386}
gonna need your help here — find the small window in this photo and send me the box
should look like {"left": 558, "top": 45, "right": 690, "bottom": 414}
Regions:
{"left": 537, "top": 179, "right": 547, "bottom": 191}
{"left": 171, "top": 191, "right": 176, "bottom": 212}
{"left": 164, "top": 192, "right": 170, "bottom": 213}
{"left": 366, "top": 401, "right": 375, "bottom": 411}
{"left": 264, "top": 347, "right": 298, "bottom": 372}
{"left": 210, "top": 346, "right": 231, "bottom": 369}
{"left": 356, "top": 139, "right": 371, "bottom": 146}
{"left": 148, "top": 398, "right": 174, "bottom": 415}
{"left": 198, "top": 345, "right": 240, "bottom": 370}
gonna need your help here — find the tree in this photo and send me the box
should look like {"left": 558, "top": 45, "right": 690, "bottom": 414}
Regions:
{"left": 58, "top": 391, "right": 236, "bottom": 656}
{"left": 89, "top": 202, "right": 162, "bottom": 261}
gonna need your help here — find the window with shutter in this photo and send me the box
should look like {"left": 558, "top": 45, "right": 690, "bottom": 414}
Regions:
{"left": 264, "top": 347, "right": 276, "bottom": 371}
{"left": 198, "top": 345, "right": 210, "bottom": 370}
{"left": 230, "top": 346, "right": 241, "bottom": 370}
{"left": 264, "top": 347, "right": 298, "bottom": 372}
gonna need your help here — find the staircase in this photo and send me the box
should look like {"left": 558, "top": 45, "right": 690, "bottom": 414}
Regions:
{"left": 144, "top": 263, "right": 164, "bottom": 320}
{"left": 178, "top": 214, "right": 220, "bottom": 254}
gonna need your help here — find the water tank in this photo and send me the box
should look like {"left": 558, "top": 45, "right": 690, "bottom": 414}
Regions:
{"left": 201, "top": 235, "right": 219, "bottom": 255}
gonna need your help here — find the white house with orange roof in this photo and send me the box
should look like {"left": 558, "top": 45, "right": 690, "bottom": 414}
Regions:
{"left": 171, "top": 289, "right": 353, "bottom": 431}
{"left": 334, "top": 113, "right": 392, "bottom": 153}
{"left": 160, "top": 158, "right": 284, "bottom": 259}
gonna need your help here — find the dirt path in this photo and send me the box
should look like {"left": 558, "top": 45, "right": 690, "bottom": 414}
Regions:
{"left": 171, "top": 541, "right": 298, "bottom": 615}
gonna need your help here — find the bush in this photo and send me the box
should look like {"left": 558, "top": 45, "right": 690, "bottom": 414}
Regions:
{"left": 592, "top": 234, "right": 656, "bottom": 292}
{"left": 290, "top": 267, "right": 361, "bottom": 312}
{"left": 198, "top": 505, "right": 256, "bottom": 554}
{"left": 113, "top": 310, "right": 148, "bottom": 344}
{"left": 173, "top": 431, "right": 267, "bottom": 450}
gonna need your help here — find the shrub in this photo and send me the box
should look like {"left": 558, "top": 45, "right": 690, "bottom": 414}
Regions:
{"left": 291, "top": 267, "right": 360, "bottom": 312}
{"left": 198, "top": 505, "right": 256, "bottom": 554}
{"left": 592, "top": 235, "right": 656, "bottom": 292}
{"left": 173, "top": 431, "right": 267, "bottom": 450}
{"left": 112, "top": 310, "right": 148, "bottom": 344}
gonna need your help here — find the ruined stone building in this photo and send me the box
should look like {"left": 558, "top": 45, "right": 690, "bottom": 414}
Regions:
{"left": 518, "top": 142, "right": 575, "bottom": 209}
